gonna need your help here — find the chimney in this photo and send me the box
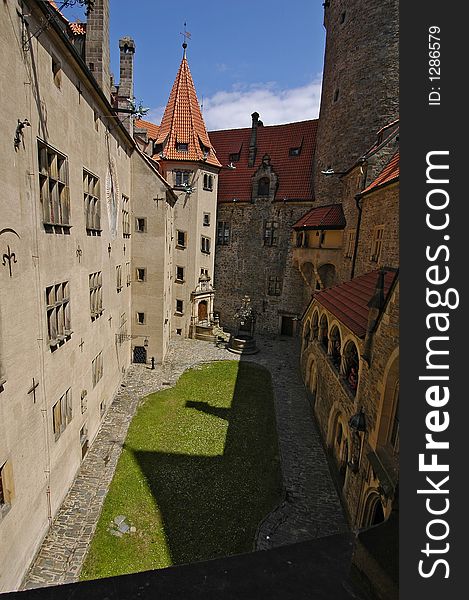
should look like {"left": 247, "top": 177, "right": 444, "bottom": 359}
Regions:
{"left": 85, "top": 0, "right": 111, "bottom": 100}
{"left": 117, "top": 37, "right": 136, "bottom": 136}
{"left": 248, "top": 112, "right": 260, "bottom": 167}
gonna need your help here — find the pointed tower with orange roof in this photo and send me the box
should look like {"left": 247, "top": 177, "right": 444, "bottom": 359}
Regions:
{"left": 156, "top": 43, "right": 221, "bottom": 339}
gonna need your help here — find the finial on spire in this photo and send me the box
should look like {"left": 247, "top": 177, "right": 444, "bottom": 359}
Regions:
{"left": 180, "top": 21, "right": 191, "bottom": 56}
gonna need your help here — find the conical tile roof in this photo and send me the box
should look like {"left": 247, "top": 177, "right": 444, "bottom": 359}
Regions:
{"left": 156, "top": 52, "right": 221, "bottom": 167}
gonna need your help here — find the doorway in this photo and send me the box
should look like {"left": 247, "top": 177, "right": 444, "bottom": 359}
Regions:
{"left": 133, "top": 346, "right": 147, "bottom": 364}
{"left": 280, "top": 316, "right": 294, "bottom": 336}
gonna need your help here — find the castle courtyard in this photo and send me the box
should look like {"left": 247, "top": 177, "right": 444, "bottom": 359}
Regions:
{"left": 23, "top": 337, "right": 345, "bottom": 589}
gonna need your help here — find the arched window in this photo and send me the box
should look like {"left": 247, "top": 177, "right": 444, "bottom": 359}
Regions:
{"left": 330, "top": 326, "right": 341, "bottom": 370}
{"left": 342, "top": 340, "right": 359, "bottom": 395}
{"left": 258, "top": 177, "right": 270, "bottom": 196}
{"left": 319, "top": 314, "right": 329, "bottom": 352}
{"left": 303, "top": 321, "right": 311, "bottom": 350}
{"left": 312, "top": 311, "right": 319, "bottom": 339}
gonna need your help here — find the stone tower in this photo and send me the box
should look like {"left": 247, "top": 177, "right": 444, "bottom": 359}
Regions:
{"left": 313, "top": 0, "right": 399, "bottom": 205}
{"left": 117, "top": 36, "right": 136, "bottom": 135}
{"left": 85, "top": 0, "right": 111, "bottom": 100}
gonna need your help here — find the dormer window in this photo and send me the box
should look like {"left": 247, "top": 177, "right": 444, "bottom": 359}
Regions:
{"left": 289, "top": 147, "right": 301, "bottom": 156}
{"left": 229, "top": 152, "right": 240, "bottom": 163}
{"left": 176, "top": 142, "right": 188, "bottom": 152}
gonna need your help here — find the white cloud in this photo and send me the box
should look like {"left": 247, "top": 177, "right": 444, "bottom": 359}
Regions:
{"left": 146, "top": 77, "right": 322, "bottom": 132}
{"left": 203, "top": 78, "right": 322, "bottom": 130}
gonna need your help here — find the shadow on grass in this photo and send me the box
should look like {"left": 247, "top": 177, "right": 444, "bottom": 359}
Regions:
{"left": 130, "top": 360, "right": 282, "bottom": 566}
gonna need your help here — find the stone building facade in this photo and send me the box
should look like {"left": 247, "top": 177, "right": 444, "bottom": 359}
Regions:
{"left": 209, "top": 117, "right": 318, "bottom": 335}
{"left": 0, "top": 0, "right": 176, "bottom": 591}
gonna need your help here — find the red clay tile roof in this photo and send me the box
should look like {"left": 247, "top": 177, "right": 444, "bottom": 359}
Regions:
{"left": 362, "top": 150, "right": 399, "bottom": 195}
{"left": 314, "top": 269, "right": 397, "bottom": 337}
{"left": 48, "top": 1, "right": 85, "bottom": 36}
{"left": 293, "top": 204, "right": 345, "bottom": 230}
{"left": 154, "top": 54, "right": 221, "bottom": 167}
{"left": 209, "top": 120, "right": 318, "bottom": 202}
{"left": 135, "top": 119, "right": 160, "bottom": 141}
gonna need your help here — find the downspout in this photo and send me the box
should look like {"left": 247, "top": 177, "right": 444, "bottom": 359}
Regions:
{"left": 350, "top": 160, "right": 368, "bottom": 279}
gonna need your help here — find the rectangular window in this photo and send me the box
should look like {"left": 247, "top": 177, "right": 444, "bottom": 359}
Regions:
{"left": 229, "top": 152, "right": 240, "bottom": 163}
{"left": 122, "top": 195, "right": 130, "bottom": 238}
{"left": 116, "top": 265, "right": 122, "bottom": 292}
{"left": 52, "top": 388, "right": 72, "bottom": 441}
{"left": 345, "top": 230, "right": 356, "bottom": 258}
{"left": 200, "top": 268, "right": 209, "bottom": 277}
{"left": 80, "top": 424, "right": 89, "bottom": 459}
{"left": 201, "top": 236, "right": 211, "bottom": 254}
{"left": 136, "top": 267, "right": 146, "bottom": 282}
{"left": 217, "top": 221, "right": 230, "bottom": 245}
{"left": 135, "top": 217, "right": 146, "bottom": 233}
{"left": 264, "top": 221, "right": 279, "bottom": 246}
{"left": 371, "top": 225, "right": 384, "bottom": 262}
{"left": 203, "top": 175, "right": 213, "bottom": 191}
{"left": 176, "top": 142, "right": 188, "bottom": 152}
{"left": 125, "top": 262, "right": 131, "bottom": 286}
{"left": 46, "top": 281, "right": 71, "bottom": 349}
{"left": 83, "top": 169, "right": 101, "bottom": 235}
{"left": 174, "top": 170, "right": 191, "bottom": 187}
{"left": 176, "top": 230, "right": 187, "bottom": 248}
{"left": 38, "top": 140, "right": 70, "bottom": 232}
{"left": 176, "top": 299, "right": 184, "bottom": 314}
{"left": 89, "top": 271, "right": 103, "bottom": 320}
{"left": 176, "top": 266, "right": 185, "bottom": 282}
{"left": 92, "top": 352, "right": 103, "bottom": 388}
{"left": 203, "top": 212, "right": 211, "bottom": 226}
{"left": 136, "top": 312, "right": 145, "bottom": 325}
{"left": 268, "top": 275, "right": 282, "bottom": 296}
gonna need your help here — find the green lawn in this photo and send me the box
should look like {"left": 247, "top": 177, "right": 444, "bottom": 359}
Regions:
{"left": 80, "top": 360, "right": 282, "bottom": 580}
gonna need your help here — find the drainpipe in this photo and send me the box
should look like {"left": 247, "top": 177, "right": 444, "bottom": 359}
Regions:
{"left": 350, "top": 160, "right": 368, "bottom": 279}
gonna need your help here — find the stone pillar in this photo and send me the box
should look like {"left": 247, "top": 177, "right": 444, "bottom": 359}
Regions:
{"left": 85, "top": 0, "right": 111, "bottom": 100}
{"left": 117, "top": 37, "right": 136, "bottom": 136}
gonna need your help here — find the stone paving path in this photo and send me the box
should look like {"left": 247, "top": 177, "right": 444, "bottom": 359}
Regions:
{"left": 23, "top": 336, "right": 346, "bottom": 589}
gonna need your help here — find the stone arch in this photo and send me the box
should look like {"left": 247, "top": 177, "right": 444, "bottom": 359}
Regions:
{"left": 317, "top": 263, "right": 337, "bottom": 289}
{"left": 329, "top": 324, "right": 342, "bottom": 370}
{"left": 311, "top": 310, "right": 319, "bottom": 340}
{"left": 362, "top": 490, "right": 386, "bottom": 527}
{"left": 328, "top": 408, "right": 350, "bottom": 489}
{"left": 319, "top": 312, "right": 329, "bottom": 352}
{"left": 302, "top": 319, "right": 311, "bottom": 352}
{"left": 342, "top": 339, "right": 359, "bottom": 395}
{"left": 376, "top": 349, "right": 399, "bottom": 451}
{"left": 258, "top": 176, "right": 270, "bottom": 196}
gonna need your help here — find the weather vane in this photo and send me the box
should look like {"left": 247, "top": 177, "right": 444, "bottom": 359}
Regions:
{"left": 180, "top": 21, "right": 191, "bottom": 53}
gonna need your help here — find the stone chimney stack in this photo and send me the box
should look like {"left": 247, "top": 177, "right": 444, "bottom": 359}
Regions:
{"left": 117, "top": 37, "right": 136, "bottom": 136}
{"left": 248, "top": 112, "right": 260, "bottom": 167}
{"left": 85, "top": 0, "right": 111, "bottom": 100}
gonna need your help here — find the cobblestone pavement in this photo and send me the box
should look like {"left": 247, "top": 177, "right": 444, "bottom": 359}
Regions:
{"left": 23, "top": 336, "right": 346, "bottom": 589}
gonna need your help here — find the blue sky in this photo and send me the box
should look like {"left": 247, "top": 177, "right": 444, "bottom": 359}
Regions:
{"left": 62, "top": 0, "right": 326, "bottom": 129}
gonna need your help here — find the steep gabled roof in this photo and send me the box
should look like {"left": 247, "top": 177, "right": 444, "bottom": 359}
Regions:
{"left": 155, "top": 53, "right": 221, "bottom": 167}
{"left": 361, "top": 150, "right": 399, "bottom": 196}
{"left": 293, "top": 204, "right": 345, "bottom": 230}
{"left": 314, "top": 269, "right": 397, "bottom": 337}
{"left": 209, "top": 120, "right": 318, "bottom": 202}
{"left": 135, "top": 119, "right": 160, "bottom": 141}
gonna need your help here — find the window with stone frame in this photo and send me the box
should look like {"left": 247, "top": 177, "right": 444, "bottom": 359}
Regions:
{"left": 201, "top": 236, "right": 211, "bottom": 254}
{"left": 116, "top": 265, "right": 123, "bottom": 292}
{"left": 203, "top": 212, "right": 211, "bottom": 226}
{"left": 296, "top": 231, "right": 307, "bottom": 247}
{"left": 51, "top": 54, "right": 62, "bottom": 88}
{"left": 176, "top": 230, "right": 187, "bottom": 248}
{"left": 38, "top": 140, "right": 70, "bottom": 232}
{"left": 125, "top": 262, "right": 131, "bottom": 286}
{"left": 370, "top": 225, "right": 384, "bottom": 262}
{"left": 83, "top": 169, "right": 101, "bottom": 236}
{"left": 52, "top": 388, "right": 72, "bottom": 441}
{"left": 136, "top": 312, "right": 145, "bottom": 325}
{"left": 345, "top": 230, "right": 356, "bottom": 258}
{"left": 89, "top": 271, "right": 103, "bottom": 320}
{"left": 117, "top": 312, "right": 128, "bottom": 346}
{"left": 174, "top": 170, "right": 191, "bottom": 188}
{"left": 92, "top": 352, "right": 103, "bottom": 388}
{"left": 46, "top": 281, "right": 71, "bottom": 350}
{"left": 122, "top": 195, "right": 130, "bottom": 238}
{"left": 268, "top": 275, "right": 282, "bottom": 296}
{"left": 176, "top": 299, "right": 184, "bottom": 314}
{"left": 203, "top": 174, "right": 214, "bottom": 191}
{"left": 176, "top": 266, "right": 185, "bottom": 282}
{"left": 264, "top": 221, "right": 279, "bottom": 246}
{"left": 135, "top": 217, "right": 146, "bottom": 233}
{"left": 258, "top": 177, "right": 270, "bottom": 196}
{"left": 217, "top": 221, "right": 230, "bottom": 245}
{"left": 136, "top": 267, "right": 146, "bottom": 282}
